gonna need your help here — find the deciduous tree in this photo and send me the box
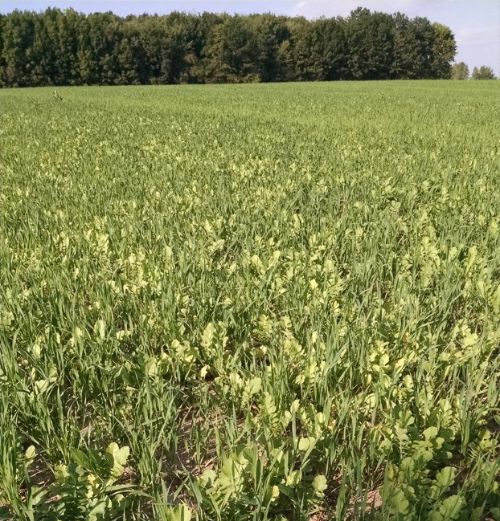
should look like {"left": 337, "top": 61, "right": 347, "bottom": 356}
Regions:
{"left": 472, "top": 66, "right": 496, "bottom": 80}
{"left": 451, "top": 62, "right": 469, "bottom": 80}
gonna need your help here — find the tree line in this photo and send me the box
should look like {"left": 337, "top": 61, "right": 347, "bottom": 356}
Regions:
{"left": 451, "top": 62, "right": 496, "bottom": 80}
{"left": 0, "top": 8, "right": 457, "bottom": 87}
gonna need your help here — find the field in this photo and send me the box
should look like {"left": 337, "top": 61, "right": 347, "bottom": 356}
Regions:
{"left": 0, "top": 81, "right": 499, "bottom": 520}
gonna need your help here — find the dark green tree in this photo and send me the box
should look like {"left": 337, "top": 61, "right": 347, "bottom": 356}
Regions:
{"left": 298, "top": 18, "right": 348, "bottom": 81}
{"left": 286, "top": 16, "right": 314, "bottom": 81}
{"left": 346, "top": 8, "right": 395, "bottom": 80}
{"left": 204, "top": 15, "right": 260, "bottom": 83}
{"left": 251, "top": 14, "right": 290, "bottom": 82}
{"left": 1, "top": 11, "right": 36, "bottom": 86}
{"left": 392, "top": 13, "right": 424, "bottom": 79}
{"left": 0, "top": 8, "right": 457, "bottom": 87}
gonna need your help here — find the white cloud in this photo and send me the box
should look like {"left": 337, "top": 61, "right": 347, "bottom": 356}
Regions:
{"left": 456, "top": 26, "right": 500, "bottom": 47}
{"left": 290, "top": 0, "right": 459, "bottom": 19}
{"left": 455, "top": 25, "right": 500, "bottom": 72}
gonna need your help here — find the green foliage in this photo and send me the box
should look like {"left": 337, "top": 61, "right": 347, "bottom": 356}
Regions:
{"left": 430, "top": 23, "right": 456, "bottom": 79}
{"left": 451, "top": 62, "right": 469, "bottom": 80}
{"left": 0, "top": 81, "right": 499, "bottom": 520}
{"left": 472, "top": 66, "right": 496, "bottom": 80}
{"left": 0, "top": 443, "right": 133, "bottom": 521}
{"left": 430, "top": 495, "right": 464, "bottom": 521}
{"left": 0, "top": 8, "right": 458, "bottom": 86}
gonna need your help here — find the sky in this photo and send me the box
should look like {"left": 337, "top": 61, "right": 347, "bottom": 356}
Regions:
{"left": 2, "top": 1, "right": 499, "bottom": 75}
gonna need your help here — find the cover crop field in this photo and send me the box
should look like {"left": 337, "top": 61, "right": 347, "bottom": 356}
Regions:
{"left": 0, "top": 81, "right": 499, "bottom": 520}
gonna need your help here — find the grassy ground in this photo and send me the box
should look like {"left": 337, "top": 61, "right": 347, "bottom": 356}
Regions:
{"left": 0, "top": 81, "right": 499, "bottom": 520}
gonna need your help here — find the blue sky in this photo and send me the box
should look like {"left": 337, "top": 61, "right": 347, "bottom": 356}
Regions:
{"left": 2, "top": 1, "right": 499, "bottom": 75}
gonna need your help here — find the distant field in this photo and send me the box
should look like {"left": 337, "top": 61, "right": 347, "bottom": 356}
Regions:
{"left": 1, "top": 81, "right": 499, "bottom": 520}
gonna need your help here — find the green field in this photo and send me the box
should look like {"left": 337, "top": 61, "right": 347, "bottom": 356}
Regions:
{"left": 1, "top": 81, "right": 499, "bottom": 520}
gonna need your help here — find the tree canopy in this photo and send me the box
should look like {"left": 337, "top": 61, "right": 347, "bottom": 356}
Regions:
{"left": 472, "top": 66, "right": 496, "bottom": 80}
{"left": 451, "top": 62, "right": 469, "bottom": 80}
{"left": 0, "top": 8, "right": 457, "bottom": 86}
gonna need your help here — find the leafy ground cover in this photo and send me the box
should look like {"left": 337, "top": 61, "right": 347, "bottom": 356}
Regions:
{"left": 0, "top": 81, "right": 499, "bottom": 520}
